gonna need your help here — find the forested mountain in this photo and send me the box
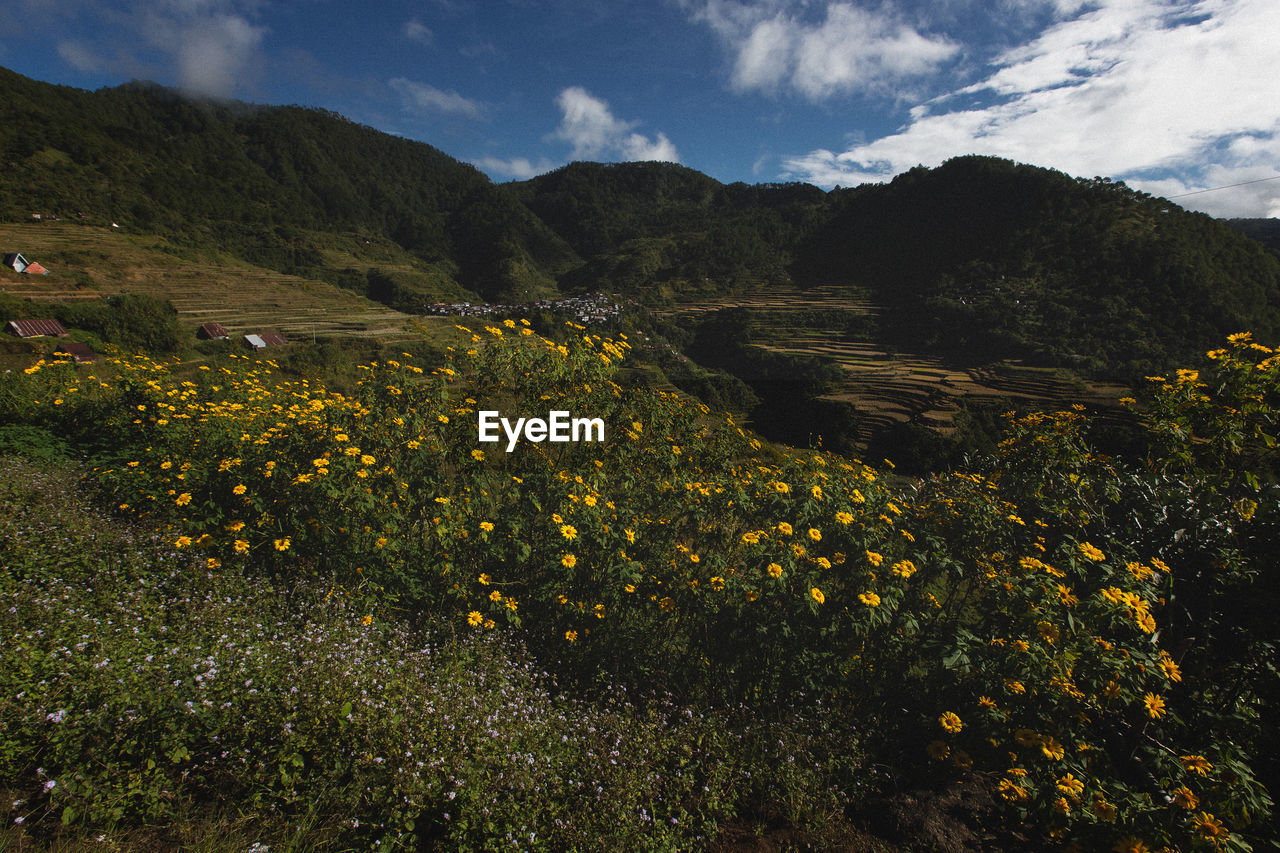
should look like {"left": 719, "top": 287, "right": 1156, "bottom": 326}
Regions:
{"left": 1226, "top": 218, "right": 1280, "bottom": 255}
{"left": 5, "top": 66, "right": 1280, "bottom": 381}
{"left": 0, "top": 67, "right": 578, "bottom": 302}
{"left": 510, "top": 162, "right": 827, "bottom": 296}
{"left": 796, "top": 156, "right": 1280, "bottom": 377}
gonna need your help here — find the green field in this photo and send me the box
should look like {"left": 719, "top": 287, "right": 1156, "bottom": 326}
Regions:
{"left": 0, "top": 222, "right": 424, "bottom": 341}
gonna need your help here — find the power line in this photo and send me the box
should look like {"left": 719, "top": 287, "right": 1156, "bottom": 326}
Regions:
{"left": 1166, "top": 174, "right": 1280, "bottom": 199}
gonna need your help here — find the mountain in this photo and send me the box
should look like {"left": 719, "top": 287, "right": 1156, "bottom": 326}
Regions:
{"left": 5, "top": 66, "right": 1280, "bottom": 384}
{"left": 794, "top": 156, "right": 1280, "bottom": 377}
{"left": 0, "top": 67, "right": 578, "bottom": 303}
{"left": 510, "top": 161, "right": 827, "bottom": 297}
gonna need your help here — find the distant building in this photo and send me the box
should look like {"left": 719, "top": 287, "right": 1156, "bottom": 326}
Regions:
{"left": 198, "top": 322, "right": 230, "bottom": 340}
{"left": 7, "top": 318, "right": 68, "bottom": 338}
{"left": 55, "top": 341, "right": 97, "bottom": 364}
{"left": 243, "top": 332, "right": 288, "bottom": 351}
{"left": 3, "top": 253, "right": 50, "bottom": 275}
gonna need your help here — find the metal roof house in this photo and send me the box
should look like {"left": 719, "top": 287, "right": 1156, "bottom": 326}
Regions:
{"left": 7, "top": 318, "right": 69, "bottom": 338}
{"left": 3, "top": 253, "right": 49, "bottom": 275}
{"left": 243, "top": 333, "right": 287, "bottom": 351}
{"left": 198, "top": 322, "right": 230, "bottom": 340}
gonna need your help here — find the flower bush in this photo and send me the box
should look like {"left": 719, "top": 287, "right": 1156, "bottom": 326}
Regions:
{"left": 6, "top": 325, "right": 1278, "bottom": 850}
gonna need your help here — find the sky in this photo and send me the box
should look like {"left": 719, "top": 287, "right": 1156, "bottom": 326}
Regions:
{"left": 4, "top": 0, "right": 1280, "bottom": 218}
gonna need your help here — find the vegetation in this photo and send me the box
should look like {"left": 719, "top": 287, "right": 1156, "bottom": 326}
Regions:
{"left": 3, "top": 325, "right": 1278, "bottom": 850}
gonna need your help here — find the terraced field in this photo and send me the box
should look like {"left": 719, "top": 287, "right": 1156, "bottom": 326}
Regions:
{"left": 0, "top": 222, "right": 419, "bottom": 341}
{"left": 669, "top": 285, "right": 1131, "bottom": 445}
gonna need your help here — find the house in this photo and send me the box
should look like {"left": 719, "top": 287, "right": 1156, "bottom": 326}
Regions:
{"left": 7, "top": 318, "right": 69, "bottom": 338}
{"left": 3, "top": 253, "right": 50, "bottom": 275}
{"left": 55, "top": 341, "right": 97, "bottom": 364}
{"left": 243, "top": 332, "right": 288, "bottom": 351}
{"left": 243, "top": 334, "right": 267, "bottom": 350}
{"left": 198, "top": 322, "right": 230, "bottom": 340}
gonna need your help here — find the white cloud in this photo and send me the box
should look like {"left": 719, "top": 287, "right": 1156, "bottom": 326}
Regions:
{"left": 689, "top": 1, "right": 959, "bottom": 100}
{"left": 550, "top": 87, "right": 679, "bottom": 162}
{"left": 57, "top": 40, "right": 104, "bottom": 72}
{"left": 403, "top": 19, "right": 433, "bottom": 45}
{"left": 174, "top": 14, "right": 266, "bottom": 97}
{"left": 474, "top": 155, "right": 558, "bottom": 181}
{"left": 135, "top": 2, "right": 267, "bottom": 98}
{"left": 778, "top": 0, "right": 1280, "bottom": 216}
{"left": 389, "top": 77, "right": 485, "bottom": 120}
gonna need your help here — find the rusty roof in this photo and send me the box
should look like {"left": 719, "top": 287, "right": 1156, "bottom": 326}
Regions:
{"left": 7, "top": 318, "right": 68, "bottom": 338}
{"left": 55, "top": 341, "right": 97, "bottom": 363}
{"left": 198, "top": 322, "right": 229, "bottom": 339}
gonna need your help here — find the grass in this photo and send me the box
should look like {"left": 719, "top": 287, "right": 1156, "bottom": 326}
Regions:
{"left": 0, "top": 222, "right": 418, "bottom": 342}
{"left": 0, "top": 454, "right": 873, "bottom": 851}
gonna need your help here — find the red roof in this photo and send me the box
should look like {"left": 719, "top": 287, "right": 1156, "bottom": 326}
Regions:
{"left": 7, "top": 319, "right": 68, "bottom": 338}
{"left": 198, "top": 322, "right": 229, "bottom": 339}
{"left": 259, "top": 333, "right": 288, "bottom": 347}
{"left": 22, "top": 261, "right": 48, "bottom": 275}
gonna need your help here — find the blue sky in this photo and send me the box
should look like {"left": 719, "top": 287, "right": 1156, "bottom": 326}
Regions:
{"left": 4, "top": 0, "right": 1279, "bottom": 217}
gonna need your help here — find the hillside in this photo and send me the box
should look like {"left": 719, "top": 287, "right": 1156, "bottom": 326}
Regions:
{"left": 0, "top": 67, "right": 577, "bottom": 303}
{"left": 793, "top": 156, "right": 1280, "bottom": 379}
{"left": 6, "top": 67, "right": 1280, "bottom": 441}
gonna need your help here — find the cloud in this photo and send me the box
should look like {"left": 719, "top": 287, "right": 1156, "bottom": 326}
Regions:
{"left": 688, "top": 0, "right": 959, "bottom": 100}
{"left": 777, "top": 0, "right": 1280, "bottom": 216}
{"left": 403, "top": 19, "right": 433, "bottom": 45}
{"left": 132, "top": 1, "right": 267, "bottom": 98}
{"left": 173, "top": 14, "right": 267, "bottom": 97}
{"left": 474, "top": 156, "right": 558, "bottom": 181}
{"left": 389, "top": 77, "right": 486, "bottom": 120}
{"left": 57, "top": 40, "right": 105, "bottom": 72}
{"left": 550, "top": 86, "right": 679, "bottom": 162}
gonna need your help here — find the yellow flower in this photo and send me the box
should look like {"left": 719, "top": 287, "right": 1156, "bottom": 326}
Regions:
{"left": 1171, "top": 785, "right": 1198, "bottom": 810}
{"left": 978, "top": 696, "right": 997, "bottom": 710}
{"left": 361, "top": 614, "right": 373, "bottom": 626}
{"left": 232, "top": 484, "right": 247, "bottom": 495}
{"left": 480, "top": 521, "right": 494, "bottom": 532}
{"left": 1112, "top": 838, "right": 1148, "bottom": 853}
{"left": 835, "top": 511, "right": 853, "bottom": 525}
{"left": 938, "top": 712, "right": 962, "bottom": 733}
{"left": 562, "top": 554, "right": 577, "bottom": 568}
{"left": 927, "top": 740, "right": 950, "bottom": 760}
{"left": 1056, "top": 774, "right": 1084, "bottom": 798}
{"left": 1193, "top": 812, "right": 1229, "bottom": 840}
{"left": 865, "top": 550, "right": 883, "bottom": 566}
{"left": 174, "top": 535, "right": 193, "bottom": 548}
{"left": 360, "top": 454, "right": 376, "bottom": 466}
{"left": 891, "top": 559, "right": 916, "bottom": 578}
{"left": 565, "top": 630, "right": 578, "bottom": 642}
{"left": 478, "top": 573, "right": 491, "bottom": 585}
{"left": 998, "top": 779, "right": 1027, "bottom": 802}
{"left": 807, "top": 527, "right": 821, "bottom": 542}
{"left": 1181, "top": 754, "right": 1213, "bottom": 775}
{"left": 471, "top": 449, "right": 485, "bottom": 461}
{"left": 1040, "top": 737, "right": 1065, "bottom": 761}
{"left": 175, "top": 492, "right": 192, "bottom": 506}
{"left": 810, "top": 587, "right": 825, "bottom": 604}
{"left": 489, "top": 590, "right": 503, "bottom": 602}
{"left": 273, "top": 537, "right": 291, "bottom": 552}
{"left": 767, "top": 562, "right": 783, "bottom": 579}
{"left": 858, "top": 591, "right": 881, "bottom": 607}
{"left": 234, "top": 539, "right": 250, "bottom": 554}
{"left": 776, "top": 522, "right": 793, "bottom": 536}
{"left": 468, "top": 611, "right": 483, "bottom": 627}
{"left": 1078, "top": 542, "right": 1105, "bottom": 561}
{"left": 560, "top": 524, "right": 578, "bottom": 541}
